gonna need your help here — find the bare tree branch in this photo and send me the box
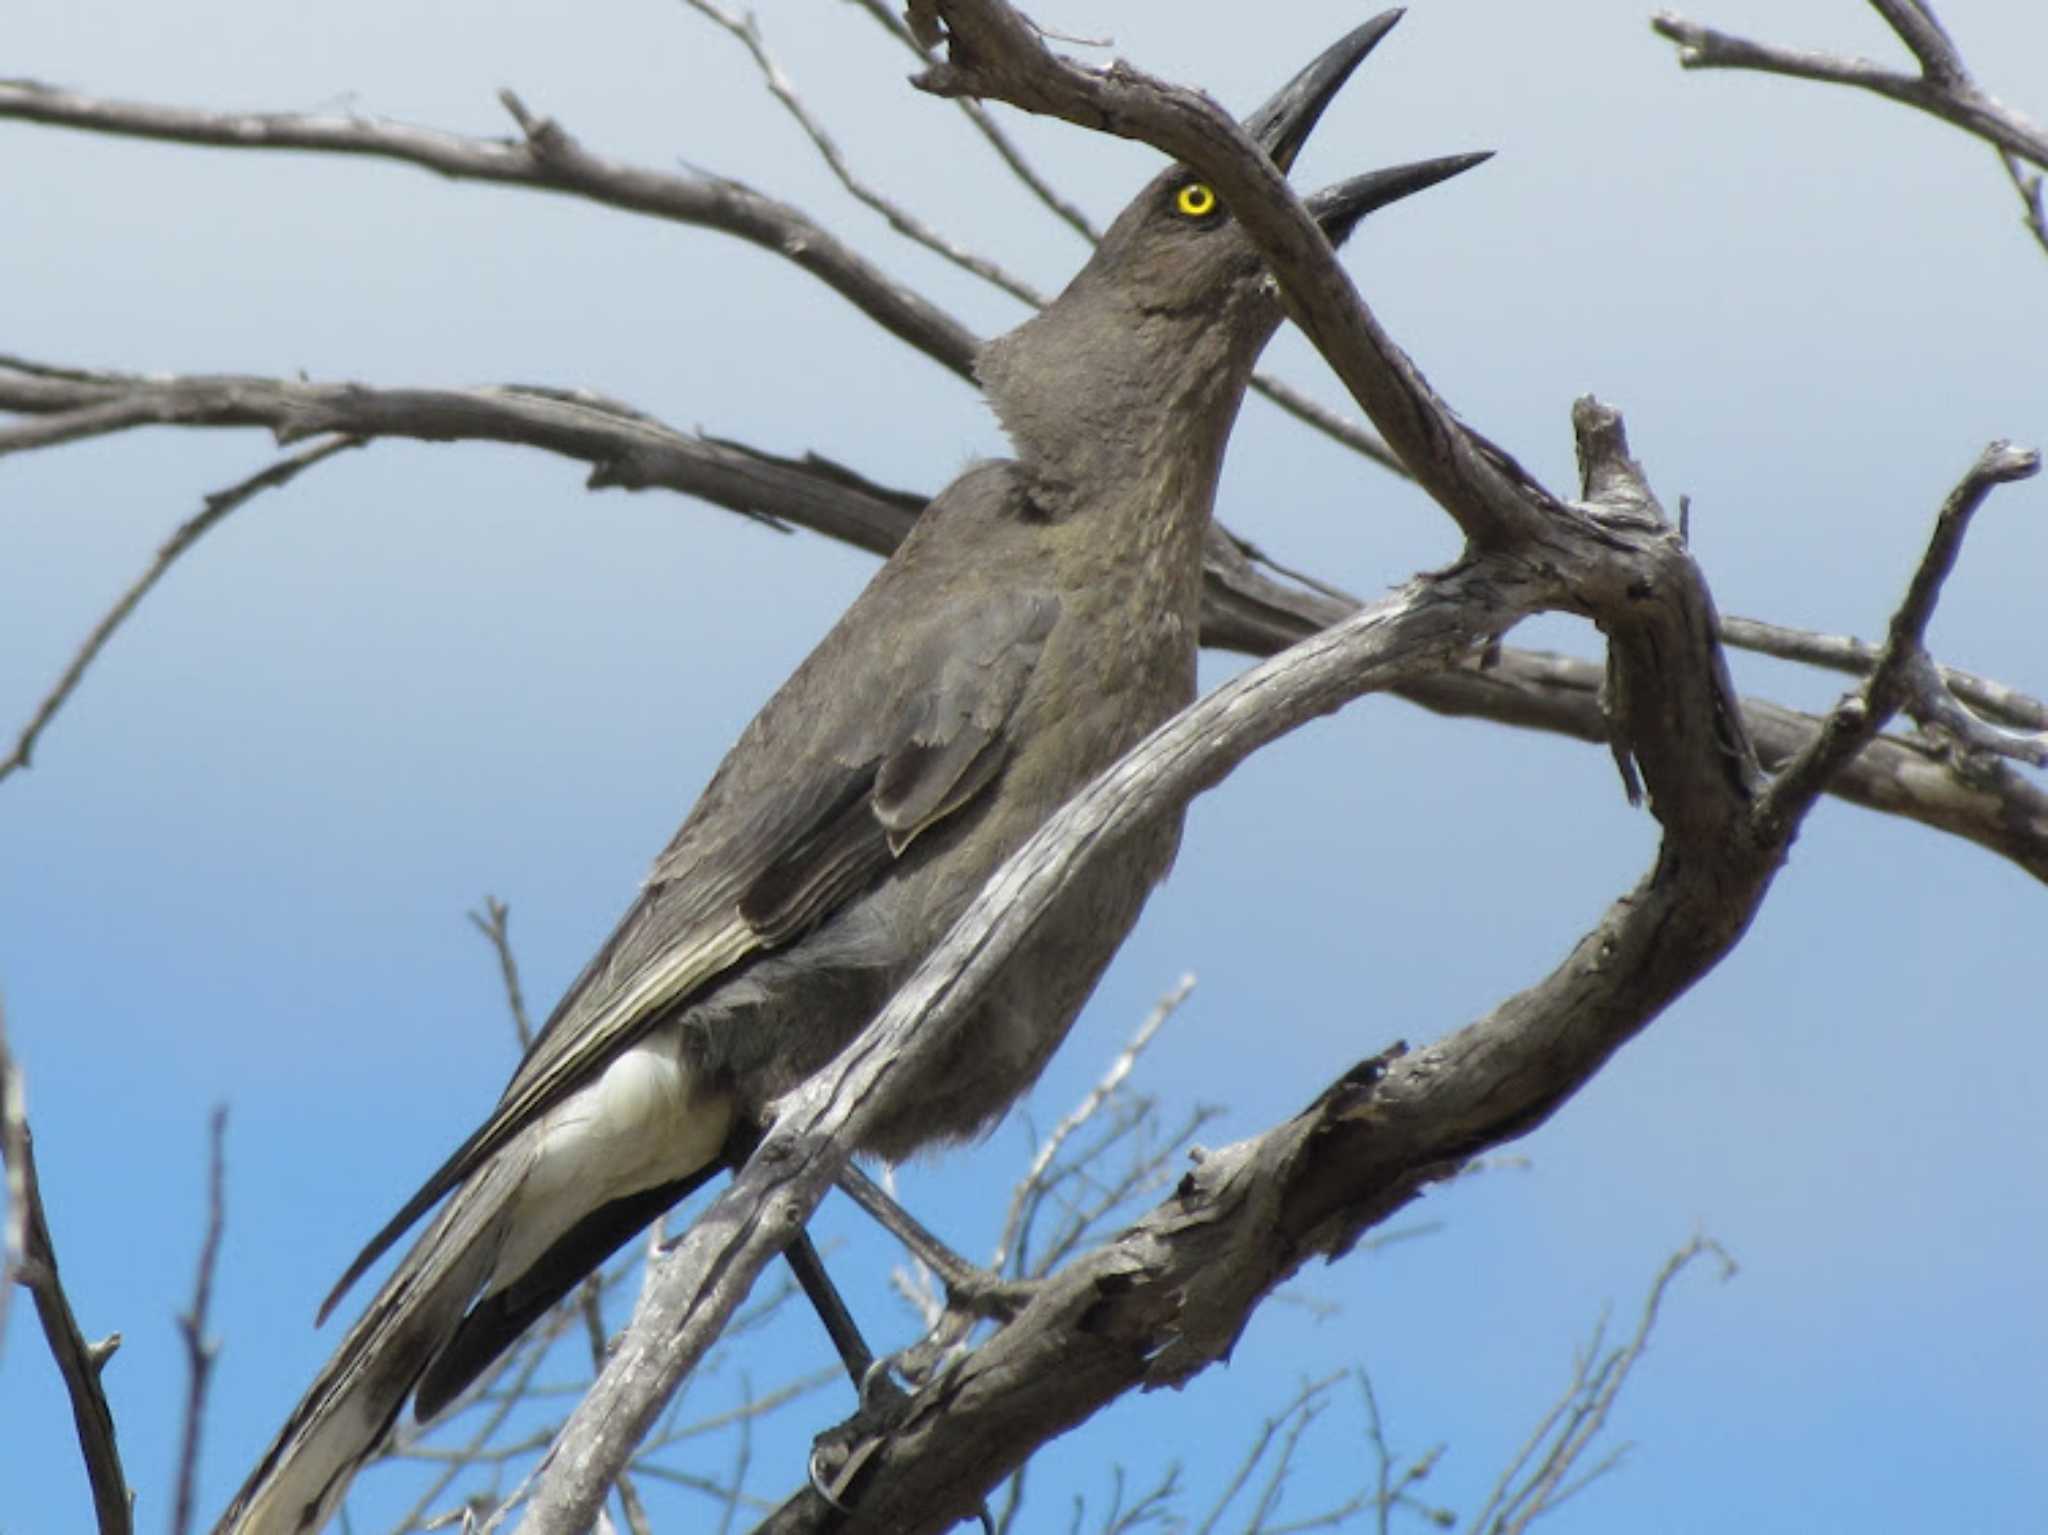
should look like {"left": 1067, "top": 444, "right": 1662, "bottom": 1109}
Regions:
{"left": 1720, "top": 615, "right": 2048, "bottom": 734}
{"left": 520, "top": 513, "right": 1534, "bottom": 1532}
{"left": 8, "top": 353, "right": 2043, "bottom": 879}
{"left": 0, "top": 78, "right": 982, "bottom": 380}
{"left": 0, "top": 1007, "right": 135, "bottom": 1535}
{"left": 0, "top": 1004, "right": 23, "bottom": 1363}
{"left": 728, "top": 378, "right": 2021, "bottom": 1534}
{"left": 912, "top": 1, "right": 1543, "bottom": 554}
{"left": 1195, "top": 1372, "right": 1345, "bottom": 1534}
{"left": 1651, "top": 1, "right": 2048, "bottom": 252}
{"left": 1356, "top": 1373, "right": 1448, "bottom": 1535}
{"left": 1997, "top": 149, "right": 2048, "bottom": 256}
{"left": 518, "top": 303, "right": 1993, "bottom": 1526}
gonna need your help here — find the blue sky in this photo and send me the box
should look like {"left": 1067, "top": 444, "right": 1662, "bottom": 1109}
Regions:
{"left": 5, "top": 1, "right": 2046, "bottom": 1531}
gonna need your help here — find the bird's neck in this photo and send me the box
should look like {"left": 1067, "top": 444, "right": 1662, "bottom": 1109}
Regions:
{"left": 980, "top": 307, "right": 1269, "bottom": 606}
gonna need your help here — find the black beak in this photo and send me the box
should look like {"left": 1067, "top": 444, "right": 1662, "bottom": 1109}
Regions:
{"left": 1244, "top": 10, "right": 1405, "bottom": 175}
{"left": 1307, "top": 151, "right": 1492, "bottom": 245}
{"left": 1244, "top": 11, "right": 1490, "bottom": 246}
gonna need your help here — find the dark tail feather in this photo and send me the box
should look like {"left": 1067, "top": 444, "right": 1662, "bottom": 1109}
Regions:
{"left": 414, "top": 1163, "right": 719, "bottom": 1419}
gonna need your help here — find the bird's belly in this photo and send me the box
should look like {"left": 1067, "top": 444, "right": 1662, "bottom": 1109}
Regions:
{"left": 487, "top": 1028, "right": 731, "bottom": 1294}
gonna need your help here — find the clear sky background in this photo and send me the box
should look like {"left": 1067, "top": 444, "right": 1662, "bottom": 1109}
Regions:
{"left": 5, "top": 1, "right": 2046, "bottom": 1531}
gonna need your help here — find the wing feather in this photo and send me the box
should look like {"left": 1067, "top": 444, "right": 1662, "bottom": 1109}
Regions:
{"left": 322, "top": 577, "right": 1059, "bottom": 1318}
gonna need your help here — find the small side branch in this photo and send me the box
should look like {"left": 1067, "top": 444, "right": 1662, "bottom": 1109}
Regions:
{"left": 1761, "top": 441, "right": 2040, "bottom": 834}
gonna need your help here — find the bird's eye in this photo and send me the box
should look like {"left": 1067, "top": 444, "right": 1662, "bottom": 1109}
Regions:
{"left": 1174, "top": 182, "right": 1219, "bottom": 220}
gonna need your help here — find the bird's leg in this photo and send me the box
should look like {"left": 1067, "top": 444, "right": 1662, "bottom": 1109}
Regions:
{"left": 781, "top": 1229, "right": 880, "bottom": 1386}
{"left": 801, "top": 1173, "right": 1006, "bottom": 1531}
{"left": 718, "top": 1119, "right": 892, "bottom": 1398}
{"left": 835, "top": 1162, "right": 1038, "bottom": 1325}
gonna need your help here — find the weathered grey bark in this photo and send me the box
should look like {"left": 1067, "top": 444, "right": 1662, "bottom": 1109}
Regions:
{"left": 499, "top": 0, "right": 2041, "bottom": 1519}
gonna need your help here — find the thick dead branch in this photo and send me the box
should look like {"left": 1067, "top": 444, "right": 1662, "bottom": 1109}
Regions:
{"left": 0, "top": 1010, "right": 134, "bottom": 1535}
{"left": 520, "top": 365, "right": 2015, "bottom": 1529}
{"left": 516, "top": 536, "right": 1535, "bottom": 1534}
{"left": 713, "top": 406, "right": 2024, "bottom": 1535}
{"left": 0, "top": 358, "right": 908, "bottom": 548}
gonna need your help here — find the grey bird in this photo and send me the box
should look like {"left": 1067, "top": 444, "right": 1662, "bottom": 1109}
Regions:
{"left": 216, "top": 16, "right": 1483, "bottom": 1533}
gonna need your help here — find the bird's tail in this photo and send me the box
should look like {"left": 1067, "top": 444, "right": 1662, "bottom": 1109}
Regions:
{"left": 210, "top": 1161, "right": 519, "bottom": 1535}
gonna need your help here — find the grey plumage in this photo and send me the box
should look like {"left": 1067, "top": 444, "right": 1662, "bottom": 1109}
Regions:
{"left": 215, "top": 16, "right": 1483, "bottom": 1533}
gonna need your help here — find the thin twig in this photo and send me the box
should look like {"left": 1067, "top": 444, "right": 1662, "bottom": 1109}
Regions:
{"left": 843, "top": 0, "right": 1101, "bottom": 242}
{"left": 171, "top": 1106, "right": 229, "bottom": 1535}
{"left": 1194, "top": 1374, "right": 1345, "bottom": 1535}
{"left": 0, "top": 434, "right": 363, "bottom": 784}
{"left": 685, "top": 0, "right": 1050, "bottom": 308}
{"left": 1465, "top": 1236, "right": 1738, "bottom": 1535}
{"left": 469, "top": 897, "right": 536, "bottom": 1051}
{"left": 711, "top": 1373, "right": 754, "bottom": 1535}
{"left": 1246, "top": 1391, "right": 1329, "bottom": 1532}
{"left": 991, "top": 974, "right": 1193, "bottom": 1273}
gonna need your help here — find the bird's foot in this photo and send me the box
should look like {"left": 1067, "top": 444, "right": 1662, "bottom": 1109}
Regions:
{"left": 807, "top": 1360, "right": 996, "bottom": 1534}
{"left": 937, "top": 1266, "right": 1039, "bottom": 1325}
{"left": 807, "top": 1365, "right": 914, "bottom": 1512}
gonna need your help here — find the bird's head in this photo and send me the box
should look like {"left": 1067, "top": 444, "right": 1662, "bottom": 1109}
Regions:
{"left": 978, "top": 12, "right": 1486, "bottom": 484}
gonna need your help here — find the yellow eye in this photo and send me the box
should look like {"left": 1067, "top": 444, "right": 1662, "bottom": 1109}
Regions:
{"left": 1175, "top": 182, "right": 1218, "bottom": 219}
